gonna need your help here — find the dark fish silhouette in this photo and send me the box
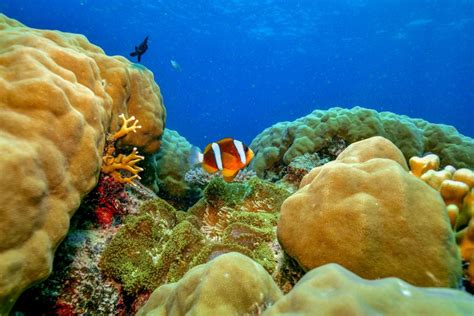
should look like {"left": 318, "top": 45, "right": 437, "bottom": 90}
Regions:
{"left": 130, "top": 36, "right": 149, "bottom": 63}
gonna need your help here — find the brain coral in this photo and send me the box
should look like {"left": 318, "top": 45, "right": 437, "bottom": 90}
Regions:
{"left": 277, "top": 136, "right": 461, "bottom": 288}
{"left": 250, "top": 106, "right": 474, "bottom": 177}
{"left": 0, "top": 14, "right": 165, "bottom": 312}
{"left": 136, "top": 252, "right": 283, "bottom": 316}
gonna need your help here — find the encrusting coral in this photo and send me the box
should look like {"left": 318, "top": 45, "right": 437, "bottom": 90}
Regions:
{"left": 410, "top": 154, "right": 474, "bottom": 290}
{"left": 278, "top": 136, "right": 461, "bottom": 288}
{"left": 137, "top": 252, "right": 474, "bottom": 316}
{"left": 0, "top": 14, "right": 165, "bottom": 313}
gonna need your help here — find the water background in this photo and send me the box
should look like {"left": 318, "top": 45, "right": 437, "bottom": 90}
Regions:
{"left": 1, "top": 0, "right": 473, "bottom": 148}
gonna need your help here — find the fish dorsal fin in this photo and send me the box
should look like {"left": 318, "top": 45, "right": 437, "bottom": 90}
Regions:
{"left": 203, "top": 143, "right": 213, "bottom": 154}
{"left": 217, "top": 137, "right": 234, "bottom": 145}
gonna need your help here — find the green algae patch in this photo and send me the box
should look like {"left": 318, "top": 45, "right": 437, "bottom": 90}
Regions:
{"left": 99, "top": 213, "right": 166, "bottom": 294}
{"left": 203, "top": 177, "right": 250, "bottom": 208}
{"left": 99, "top": 198, "right": 205, "bottom": 294}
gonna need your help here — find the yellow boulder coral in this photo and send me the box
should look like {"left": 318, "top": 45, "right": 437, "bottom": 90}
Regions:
{"left": 138, "top": 254, "right": 474, "bottom": 316}
{"left": 136, "top": 252, "right": 283, "bottom": 316}
{"left": 0, "top": 14, "right": 165, "bottom": 313}
{"left": 264, "top": 263, "right": 474, "bottom": 316}
{"left": 278, "top": 136, "right": 461, "bottom": 288}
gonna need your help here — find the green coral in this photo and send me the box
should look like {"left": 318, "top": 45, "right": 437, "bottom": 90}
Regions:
{"left": 250, "top": 106, "right": 474, "bottom": 177}
{"left": 100, "top": 177, "right": 291, "bottom": 293}
{"left": 141, "top": 129, "right": 200, "bottom": 209}
{"left": 203, "top": 177, "right": 250, "bottom": 208}
{"left": 100, "top": 200, "right": 205, "bottom": 294}
{"left": 100, "top": 213, "right": 166, "bottom": 294}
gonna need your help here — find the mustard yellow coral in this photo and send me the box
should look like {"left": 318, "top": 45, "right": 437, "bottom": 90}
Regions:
{"left": 410, "top": 153, "right": 474, "bottom": 287}
{"left": 278, "top": 137, "right": 461, "bottom": 288}
{"left": 0, "top": 14, "right": 165, "bottom": 313}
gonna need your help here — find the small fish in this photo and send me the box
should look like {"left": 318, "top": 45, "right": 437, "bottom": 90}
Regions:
{"left": 130, "top": 36, "right": 149, "bottom": 63}
{"left": 190, "top": 138, "right": 254, "bottom": 182}
{"left": 170, "top": 59, "right": 181, "bottom": 71}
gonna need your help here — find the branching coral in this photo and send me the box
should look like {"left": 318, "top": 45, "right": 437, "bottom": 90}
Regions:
{"left": 101, "top": 114, "right": 145, "bottom": 185}
{"left": 410, "top": 154, "right": 474, "bottom": 290}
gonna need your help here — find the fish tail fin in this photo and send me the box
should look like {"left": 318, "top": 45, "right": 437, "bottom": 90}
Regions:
{"left": 188, "top": 146, "right": 203, "bottom": 166}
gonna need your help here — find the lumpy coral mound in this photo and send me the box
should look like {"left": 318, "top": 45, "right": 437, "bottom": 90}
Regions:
{"left": 250, "top": 106, "right": 474, "bottom": 178}
{"left": 277, "top": 136, "right": 462, "bottom": 288}
{"left": 0, "top": 14, "right": 165, "bottom": 312}
{"left": 138, "top": 252, "right": 474, "bottom": 316}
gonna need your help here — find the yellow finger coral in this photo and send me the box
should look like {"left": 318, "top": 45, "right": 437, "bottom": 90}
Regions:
{"left": 440, "top": 180, "right": 470, "bottom": 209}
{"left": 410, "top": 154, "right": 474, "bottom": 288}
{"left": 409, "top": 153, "right": 440, "bottom": 177}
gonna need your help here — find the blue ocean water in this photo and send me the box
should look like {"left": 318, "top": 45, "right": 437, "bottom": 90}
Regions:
{"left": 1, "top": 1, "right": 473, "bottom": 148}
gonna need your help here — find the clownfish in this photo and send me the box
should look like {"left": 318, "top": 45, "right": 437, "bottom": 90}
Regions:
{"left": 190, "top": 138, "right": 254, "bottom": 182}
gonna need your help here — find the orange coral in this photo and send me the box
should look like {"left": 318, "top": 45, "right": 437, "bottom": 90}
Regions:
{"left": 409, "top": 154, "right": 440, "bottom": 177}
{"left": 101, "top": 114, "right": 144, "bottom": 185}
{"left": 410, "top": 154, "right": 474, "bottom": 287}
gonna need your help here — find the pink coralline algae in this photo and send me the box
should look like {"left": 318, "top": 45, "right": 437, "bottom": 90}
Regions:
{"left": 93, "top": 175, "right": 128, "bottom": 227}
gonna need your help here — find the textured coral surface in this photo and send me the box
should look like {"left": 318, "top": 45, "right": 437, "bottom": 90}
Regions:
{"left": 250, "top": 106, "right": 474, "bottom": 177}
{"left": 138, "top": 253, "right": 474, "bottom": 316}
{"left": 264, "top": 263, "right": 474, "bottom": 316}
{"left": 278, "top": 136, "right": 462, "bottom": 287}
{"left": 137, "top": 252, "right": 283, "bottom": 316}
{"left": 100, "top": 177, "right": 291, "bottom": 296}
{"left": 0, "top": 14, "right": 165, "bottom": 312}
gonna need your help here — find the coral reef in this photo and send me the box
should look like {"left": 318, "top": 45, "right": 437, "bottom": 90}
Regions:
{"left": 100, "top": 177, "right": 290, "bottom": 298}
{"left": 10, "top": 174, "right": 159, "bottom": 315}
{"left": 265, "top": 263, "right": 474, "bottom": 315}
{"left": 278, "top": 136, "right": 461, "bottom": 288}
{"left": 250, "top": 106, "right": 474, "bottom": 178}
{"left": 0, "top": 14, "right": 165, "bottom": 312}
{"left": 410, "top": 154, "right": 474, "bottom": 291}
{"left": 184, "top": 166, "right": 257, "bottom": 187}
{"left": 138, "top": 253, "right": 474, "bottom": 316}
{"left": 141, "top": 129, "right": 199, "bottom": 209}
{"left": 101, "top": 114, "right": 145, "bottom": 185}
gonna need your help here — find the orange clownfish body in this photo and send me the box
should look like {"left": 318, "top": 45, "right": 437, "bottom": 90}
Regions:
{"left": 192, "top": 138, "right": 254, "bottom": 182}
